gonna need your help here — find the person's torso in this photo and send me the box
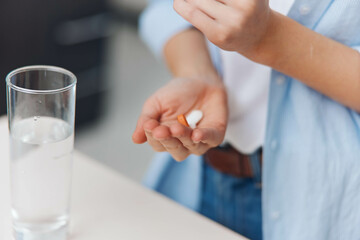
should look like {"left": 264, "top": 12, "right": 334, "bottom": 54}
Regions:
{"left": 219, "top": 0, "right": 295, "bottom": 154}
{"left": 263, "top": 1, "right": 360, "bottom": 239}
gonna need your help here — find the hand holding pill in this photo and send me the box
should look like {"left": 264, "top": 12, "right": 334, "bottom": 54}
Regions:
{"left": 132, "top": 77, "right": 228, "bottom": 161}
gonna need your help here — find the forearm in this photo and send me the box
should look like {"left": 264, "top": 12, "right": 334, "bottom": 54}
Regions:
{"left": 164, "top": 28, "right": 221, "bottom": 84}
{"left": 253, "top": 11, "right": 360, "bottom": 111}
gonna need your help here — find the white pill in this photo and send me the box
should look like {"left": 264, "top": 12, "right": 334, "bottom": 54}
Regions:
{"left": 186, "top": 110, "right": 203, "bottom": 129}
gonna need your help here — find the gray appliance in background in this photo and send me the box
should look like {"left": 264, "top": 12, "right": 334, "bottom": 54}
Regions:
{"left": 0, "top": 0, "right": 109, "bottom": 127}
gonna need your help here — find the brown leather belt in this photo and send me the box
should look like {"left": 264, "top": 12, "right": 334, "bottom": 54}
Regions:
{"left": 204, "top": 144, "right": 262, "bottom": 178}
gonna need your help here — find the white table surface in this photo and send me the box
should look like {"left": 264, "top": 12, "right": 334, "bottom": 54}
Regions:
{"left": 0, "top": 116, "right": 247, "bottom": 240}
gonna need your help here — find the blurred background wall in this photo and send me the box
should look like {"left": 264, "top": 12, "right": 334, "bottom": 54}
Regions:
{"left": 0, "top": 0, "right": 170, "bottom": 182}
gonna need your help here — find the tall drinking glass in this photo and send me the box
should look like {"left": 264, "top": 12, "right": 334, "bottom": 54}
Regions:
{"left": 6, "top": 66, "right": 76, "bottom": 240}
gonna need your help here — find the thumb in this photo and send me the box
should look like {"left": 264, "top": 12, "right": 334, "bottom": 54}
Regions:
{"left": 132, "top": 100, "right": 161, "bottom": 144}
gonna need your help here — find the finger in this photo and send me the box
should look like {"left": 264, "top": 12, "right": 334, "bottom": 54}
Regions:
{"left": 132, "top": 119, "right": 147, "bottom": 144}
{"left": 170, "top": 123, "right": 208, "bottom": 154}
{"left": 170, "top": 123, "right": 197, "bottom": 149}
{"left": 159, "top": 137, "right": 190, "bottom": 161}
{"left": 151, "top": 124, "right": 173, "bottom": 140}
{"left": 150, "top": 124, "right": 189, "bottom": 160}
{"left": 170, "top": 123, "right": 192, "bottom": 145}
{"left": 216, "top": 0, "right": 229, "bottom": 4}
{"left": 190, "top": 0, "right": 231, "bottom": 22}
{"left": 143, "top": 120, "right": 166, "bottom": 152}
{"left": 192, "top": 127, "right": 225, "bottom": 147}
{"left": 174, "top": 0, "right": 221, "bottom": 38}
{"left": 132, "top": 100, "right": 161, "bottom": 144}
{"left": 191, "top": 142, "right": 212, "bottom": 156}
{"left": 145, "top": 132, "right": 166, "bottom": 152}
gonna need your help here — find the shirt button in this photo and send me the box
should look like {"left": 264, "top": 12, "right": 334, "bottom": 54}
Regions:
{"left": 271, "top": 211, "right": 281, "bottom": 220}
{"left": 271, "top": 140, "right": 277, "bottom": 150}
{"left": 299, "top": 5, "right": 311, "bottom": 15}
{"left": 276, "top": 75, "right": 286, "bottom": 85}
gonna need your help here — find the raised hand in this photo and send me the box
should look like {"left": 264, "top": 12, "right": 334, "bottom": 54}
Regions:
{"left": 173, "top": 0, "right": 271, "bottom": 56}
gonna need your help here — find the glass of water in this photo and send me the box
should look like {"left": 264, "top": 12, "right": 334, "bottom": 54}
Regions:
{"left": 6, "top": 66, "right": 76, "bottom": 240}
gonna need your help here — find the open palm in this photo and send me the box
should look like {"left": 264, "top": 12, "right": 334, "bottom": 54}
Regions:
{"left": 132, "top": 77, "right": 228, "bottom": 161}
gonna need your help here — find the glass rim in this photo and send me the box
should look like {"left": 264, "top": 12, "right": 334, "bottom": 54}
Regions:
{"left": 6, "top": 65, "right": 77, "bottom": 94}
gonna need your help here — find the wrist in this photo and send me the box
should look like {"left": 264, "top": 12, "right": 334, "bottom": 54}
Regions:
{"left": 244, "top": 10, "right": 284, "bottom": 66}
{"left": 173, "top": 65, "right": 222, "bottom": 86}
{"left": 163, "top": 28, "right": 223, "bottom": 86}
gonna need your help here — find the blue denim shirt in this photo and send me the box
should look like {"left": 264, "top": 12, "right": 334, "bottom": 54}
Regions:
{"left": 140, "top": 1, "right": 360, "bottom": 239}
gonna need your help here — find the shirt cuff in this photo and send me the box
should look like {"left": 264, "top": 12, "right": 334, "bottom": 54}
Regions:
{"left": 352, "top": 45, "right": 360, "bottom": 53}
{"left": 139, "top": 1, "right": 192, "bottom": 58}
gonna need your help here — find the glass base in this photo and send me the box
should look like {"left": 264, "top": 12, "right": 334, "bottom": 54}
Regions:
{"left": 13, "top": 221, "right": 68, "bottom": 240}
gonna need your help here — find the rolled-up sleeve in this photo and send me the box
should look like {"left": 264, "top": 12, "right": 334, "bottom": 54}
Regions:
{"left": 139, "top": 0, "right": 192, "bottom": 58}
